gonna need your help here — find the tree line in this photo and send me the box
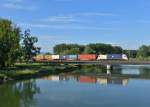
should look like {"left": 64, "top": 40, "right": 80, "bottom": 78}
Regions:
{"left": 53, "top": 43, "right": 123, "bottom": 54}
{"left": 0, "top": 18, "right": 40, "bottom": 68}
{"left": 54, "top": 43, "right": 124, "bottom": 55}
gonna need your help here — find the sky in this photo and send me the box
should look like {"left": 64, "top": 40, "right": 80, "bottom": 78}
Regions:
{"left": 0, "top": 0, "right": 150, "bottom": 52}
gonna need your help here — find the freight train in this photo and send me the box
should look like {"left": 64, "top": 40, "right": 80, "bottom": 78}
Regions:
{"left": 32, "top": 54, "right": 128, "bottom": 62}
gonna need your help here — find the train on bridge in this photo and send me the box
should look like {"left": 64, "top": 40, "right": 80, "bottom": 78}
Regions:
{"left": 33, "top": 54, "right": 128, "bottom": 62}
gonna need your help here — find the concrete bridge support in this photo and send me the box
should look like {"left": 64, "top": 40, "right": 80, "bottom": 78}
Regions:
{"left": 106, "top": 64, "right": 113, "bottom": 70}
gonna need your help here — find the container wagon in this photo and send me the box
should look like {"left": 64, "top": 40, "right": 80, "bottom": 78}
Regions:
{"left": 51, "top": 55, "right": 60, "bottom": 60}
{"left": 33, "top": 55, "right": 44, "bottom": 62}
{"left": 78, "top": 54, "right": 96, "bottom": 61}
{"left": 66, "top": 55, "right": 78, "bottom": 60}
{"left": 60, "top": 55, "right": 66, "bottom": 60}
{"left": 44, "top": 55, "right": 52, "bottom": 61}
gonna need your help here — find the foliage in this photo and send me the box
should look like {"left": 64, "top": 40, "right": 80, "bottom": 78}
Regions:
{"left": 123, "top": 50, "right": 137, "bottom": 58}
{"left": 137, "top": 45, "right": 150, "bottom": 58}
{"left": 53, "top": 43, "right": 85, "bottom": 54}
{"left": 45, "top": 52, "right": 52, "bottom": 55}
{"left": 54, "top": 43, "right": 123, "bottom": 54}
{"left": 22, "top": 29, "right": 41, "bottom": 62}
{"left": 87, "top": 43, "right": 123, "bottom": 54}
{"left": 83, "top": 46, "right": 94, "bottom": 54}
{"left": 0, "top": 18, "right": 21, "bottom": 68}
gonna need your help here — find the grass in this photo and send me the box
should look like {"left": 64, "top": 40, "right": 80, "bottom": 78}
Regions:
{"left": 0, "top": 63, "right": 78, "bottom": 83}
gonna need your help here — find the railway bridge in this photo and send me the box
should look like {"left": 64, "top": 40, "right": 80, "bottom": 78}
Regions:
{"left": 44, "top": 60, "right": 150, "bottom": 70}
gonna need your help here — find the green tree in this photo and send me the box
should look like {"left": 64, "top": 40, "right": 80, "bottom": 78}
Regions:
{"left": 123, "top": 50, "right": 137, "bottom": 58}
{"left": 0, "top": 18, "right": 21, "bottom": 68}
{"left": 45, "top": 52, "right": 52, "bottom": 55}
{"left": 83, "top": 46, "right": 94, "bottom": 54}
{"left": 137, "top": 45, "right": 150, "bottom": 58}
{"left": 53, "top": 44, "right": 85, "bottom": 54}
{"left": 87, "top": 43, "right": 123, "bottom": 54}
{"left": 22, "top": 29, "right": 40, "bottom": 62}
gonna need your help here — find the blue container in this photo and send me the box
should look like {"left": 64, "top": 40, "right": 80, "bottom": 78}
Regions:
{"left": 107, "top": 54, "right": 122, "bottom": 60}
{"left": 66, "top": 55, "right": 78, "bottom": 60}
{"left": 60, "top": 55, "right": 67, "bottom": 60}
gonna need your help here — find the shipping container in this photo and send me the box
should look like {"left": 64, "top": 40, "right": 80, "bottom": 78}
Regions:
{"left": 78, "top": 54, "right": 96, "bottom": 60}
{"left": 107, "top": 54, "right": 122, "bottom": 60}
{"left": 97, "top": 55, "right": 107, "bottom": 60}
{"left": 66, "top": 55, "right": 78, "bottom": 60}
{"left": 33, "top": 55, "right": 44, "bottom": 61}
{"left": 51, "top": 55, "right": 60, "bottom": 60}
{"left": 60, "top": 55, "right": 66, "bottom": 60}
{"left": 44, "top": 55, "right": 52, "bottom": 61}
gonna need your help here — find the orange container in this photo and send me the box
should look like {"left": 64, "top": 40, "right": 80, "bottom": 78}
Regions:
{"left": 78, "top": 54, "right": 96, "bottom": 60}
{"left": 33, "top": 55, "right": 44, "bottom": 62}
{"left": 44, "top": 55, "right": 52, "bottom": 61}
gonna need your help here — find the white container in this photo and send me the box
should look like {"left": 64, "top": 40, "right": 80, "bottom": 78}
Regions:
{"left": 51, "top": 55, "right": 60, "bottom": 60}
{"left": 97, "top": 54, "right": 107, "bottom": 60}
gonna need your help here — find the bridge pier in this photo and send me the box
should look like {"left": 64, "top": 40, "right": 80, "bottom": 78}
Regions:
{"left": 106, "top": 64, "right": 113, "bottom": 70}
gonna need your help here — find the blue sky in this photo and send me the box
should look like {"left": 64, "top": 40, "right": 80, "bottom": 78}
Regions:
{"left": 0, "top": 0, "right": 150, "bottom": 52}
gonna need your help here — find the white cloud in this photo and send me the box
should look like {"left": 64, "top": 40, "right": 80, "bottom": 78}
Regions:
{"left": 2, "top": 3, "right": 37, "bottom": 10}
{"left": 42, "top": 16, "right": 78, "bottom": 23}
{"left": 41, "top": 12, "right": 117, "bottom": 24}
{"left": 19, "top": 23, "right": 116, "bottom": 30}
{"left": 1, "top": 0, "right": 37, "bottom": 11}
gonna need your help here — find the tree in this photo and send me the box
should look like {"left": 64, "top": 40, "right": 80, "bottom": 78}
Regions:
{"left": 112, "top": 46, "right": 123, "bottom": 54}
{"left": 123, "top": 50, "right": 137, "bottom": 58}
{"left": 137, "top": 45, "right": 150, "bottom": 58}
{"left": 0, "top": 18, "right": 21, "bottom": 68}
{"left": 53, "top": 44, "right": 85, "bottom": 54}
{"left": 22, "top": 29, "right": 40, "bottom": 62}
{"left": 83, "top": 46, "right": 94, "bottom": 54}
{"left": 86, "top": 43, "right": 123, "bottom": 54}
{"left": 45, "top": 52, "right": 52, "bottom": 55}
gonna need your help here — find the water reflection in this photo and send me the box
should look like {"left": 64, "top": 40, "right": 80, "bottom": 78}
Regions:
{"left": 43, "top": 75, "right": 129, "bottom": 86}
{"left": 0, "top": 80, "right": 40, "bottom": 107}
{"left": 119, "top": 65, "right": 150, "bottom": 75}
{"left": 42, "top": 65, "right": 150, "bottom": 86}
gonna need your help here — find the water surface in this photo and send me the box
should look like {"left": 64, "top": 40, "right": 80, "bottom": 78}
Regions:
{"left": 0, "top": 65, "right": 150, "bottom": 107}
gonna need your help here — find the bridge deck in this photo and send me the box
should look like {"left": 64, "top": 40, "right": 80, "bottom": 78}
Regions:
{"left": 44, "top": 60, "right": 150, "bottom": 65}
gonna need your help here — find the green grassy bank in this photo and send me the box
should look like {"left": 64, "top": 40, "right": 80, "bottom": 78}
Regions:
{"left": 0, "top": 63, "right": 78, "bottom": 84}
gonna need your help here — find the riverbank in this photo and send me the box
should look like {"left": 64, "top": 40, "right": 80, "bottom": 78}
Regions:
{"left": 0, "top": 63, "right": 78, "bottom": 84}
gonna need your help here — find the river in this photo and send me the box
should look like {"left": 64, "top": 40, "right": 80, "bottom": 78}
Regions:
{"left": 0, "top": 65, "right": 150, "bottom": 107}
